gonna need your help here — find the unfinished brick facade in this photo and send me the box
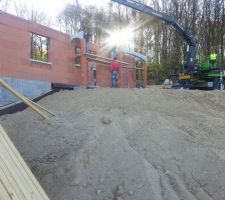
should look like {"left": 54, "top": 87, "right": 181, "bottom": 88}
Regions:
{"left": 0, "top": 12, "right": 147, "bottom": 90}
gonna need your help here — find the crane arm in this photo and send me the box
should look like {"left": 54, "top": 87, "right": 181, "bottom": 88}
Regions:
{"left": 112, "top": 0, "right": 198, "bottom": 70}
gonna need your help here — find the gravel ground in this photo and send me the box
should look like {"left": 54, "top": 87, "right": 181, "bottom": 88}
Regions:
{"left": 1, "top": 87, "right": 225, "bottom": 200}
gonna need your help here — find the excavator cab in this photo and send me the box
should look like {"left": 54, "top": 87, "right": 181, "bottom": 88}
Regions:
{"left": 200, "top": 53, "right": 218, "bottom": 71}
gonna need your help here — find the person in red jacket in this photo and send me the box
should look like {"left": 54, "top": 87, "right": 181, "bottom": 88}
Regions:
{"left": 110, "top": 56, "right": 120, "bottom": 88}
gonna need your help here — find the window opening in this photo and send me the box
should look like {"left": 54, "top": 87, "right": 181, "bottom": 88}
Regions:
{"left": 31, "top": 33, "right": 49, "bottom": 62}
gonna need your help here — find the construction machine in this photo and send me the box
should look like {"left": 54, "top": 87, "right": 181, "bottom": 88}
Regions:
{"left": 112, "top": 0, "right": 225, "bottom": 89}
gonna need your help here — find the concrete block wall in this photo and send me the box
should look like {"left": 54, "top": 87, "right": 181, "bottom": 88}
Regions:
{"left": 0, "top": 77, "right": 51, "bottom": 106}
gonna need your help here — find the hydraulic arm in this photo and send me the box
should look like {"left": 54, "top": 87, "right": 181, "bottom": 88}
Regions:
{"left": 112, "top": 0, "right": 198, "bottom": 70}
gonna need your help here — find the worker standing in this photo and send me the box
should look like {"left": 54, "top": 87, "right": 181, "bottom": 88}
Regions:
{"left": 110, "top": 56, "right": 120, "bottom": 88}
{"left": 91, "top": 63, "right": 97, "bottom": 86}
{"left": 209, "top": 53, "right": 217, "bottom": 68}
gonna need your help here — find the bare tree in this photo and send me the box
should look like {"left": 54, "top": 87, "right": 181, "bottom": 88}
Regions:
{"left": 56, "top": 0, "right": 225, "bottom": 80}
{"left": 13, "top": 0, "right": 52, "bottom": 26}
{"left": 0, "top": 0, "right": 11, "bottom": 11}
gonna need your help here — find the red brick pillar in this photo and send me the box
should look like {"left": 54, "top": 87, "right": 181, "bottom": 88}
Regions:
{"left": 118, "top": 52, "right": 123, "bottom": 88}
{"left": 80, "top": 39, "right": 88, "bottom": 86}
{"left": 128, "top": 58, "right": 134, "bottom": 88}
{"left": 143, "top": 62, "right": 148, "bottom": 88}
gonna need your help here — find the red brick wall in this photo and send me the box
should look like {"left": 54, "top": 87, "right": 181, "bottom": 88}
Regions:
{"left": 0, "top": 12, "right": 80, "bottom": 85}
{"left": 120, "top": 54, "right": 136, "bottom": 88}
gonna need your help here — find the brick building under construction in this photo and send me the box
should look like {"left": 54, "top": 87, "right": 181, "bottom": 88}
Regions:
{"left": 0, "top": 12, "right": 147, "bottom": 106}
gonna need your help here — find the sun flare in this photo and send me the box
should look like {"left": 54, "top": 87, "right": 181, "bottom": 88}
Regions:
{"left": 105, "top": 27, "right": 135, "bottom": 49}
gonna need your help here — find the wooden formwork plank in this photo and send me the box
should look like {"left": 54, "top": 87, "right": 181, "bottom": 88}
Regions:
{"left": 0, "top": 179, "right": 13, "bottom": 200}
{"left": 0, "top": 158, "right": 23, "bottom": 200}
{"left": 0, "top": 79, "right": 54, "bottom": 119}
{"left": 0, "top": 124, "right": 50, "bottom": 200}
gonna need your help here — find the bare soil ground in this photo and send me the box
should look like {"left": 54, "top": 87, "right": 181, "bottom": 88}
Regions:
{"left": 1, "top": 87, "right": 225, "bottom": 200}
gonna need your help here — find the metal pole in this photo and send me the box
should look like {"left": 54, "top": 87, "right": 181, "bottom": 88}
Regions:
{"left": 220, "top": 70, "right": 223, "bottom": 90}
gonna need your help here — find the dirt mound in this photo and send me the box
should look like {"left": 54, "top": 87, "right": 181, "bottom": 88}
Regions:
{"left": 1, "top": 87, "right": 225, "bottom": 200}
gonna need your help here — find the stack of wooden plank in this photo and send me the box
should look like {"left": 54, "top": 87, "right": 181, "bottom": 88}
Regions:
{"left": 0, "top": 124, "right": 50, "bottom": 200}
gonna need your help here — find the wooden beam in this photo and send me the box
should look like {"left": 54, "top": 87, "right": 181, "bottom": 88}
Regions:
{"left": 87, "top": 57, "right": 111, "bottom": 65}
{"left": 0, "top": 79, "right": 54, "bottom": 119}
{"left": 85, "top": 53, "right": 130, "bottom": 66}
{"left": 87, "top": 58, "right": 144, "bottom": 70}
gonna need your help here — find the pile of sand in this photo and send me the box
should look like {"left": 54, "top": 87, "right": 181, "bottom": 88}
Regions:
{"left": 1, "top": 87, "right": 225, "bottom": 200}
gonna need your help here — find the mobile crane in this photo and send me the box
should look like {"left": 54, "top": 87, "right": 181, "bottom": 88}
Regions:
{"left": 112, "top": 0, "right": 225, "bottom": 90}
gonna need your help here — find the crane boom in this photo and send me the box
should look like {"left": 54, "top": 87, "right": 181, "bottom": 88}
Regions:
{"left": 112, "top": 0, "right": 198, "bottom": 70}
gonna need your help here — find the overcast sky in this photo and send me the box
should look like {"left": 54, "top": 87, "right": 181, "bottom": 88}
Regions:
{"left": 18, "top": 0, "right": 110, "bottom": 18}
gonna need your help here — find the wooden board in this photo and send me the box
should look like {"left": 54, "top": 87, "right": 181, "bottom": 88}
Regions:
{"left": 0, "top": 79, "right": 54, "bottom": 119}
{"left": 0, "top": 124, "right": 50, "bottom": 200}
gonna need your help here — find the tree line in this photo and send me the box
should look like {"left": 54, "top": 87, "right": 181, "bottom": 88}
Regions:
{"left": 1, "top": 0, "right": 225, "bottom": 82}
